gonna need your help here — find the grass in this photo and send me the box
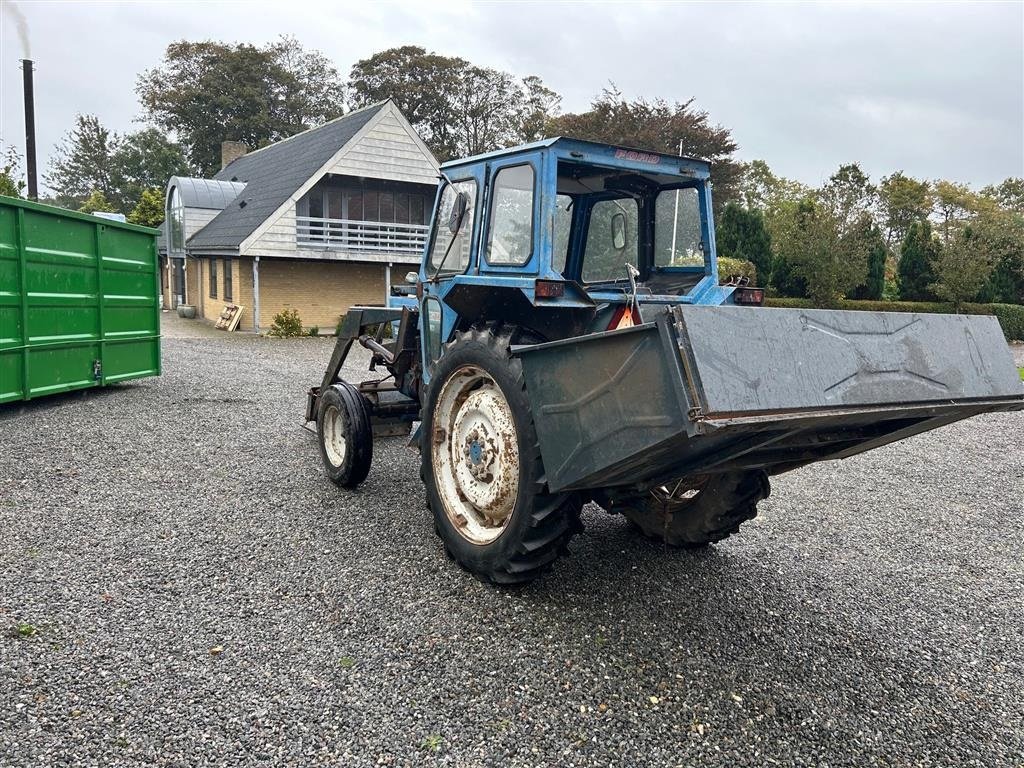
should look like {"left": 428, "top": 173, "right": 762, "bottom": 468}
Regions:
{"left": 421, "top": 734, "right": 443, "bottom": 752}
{"left": 1018, "top": 367, "right": 1024, "bottom": 381}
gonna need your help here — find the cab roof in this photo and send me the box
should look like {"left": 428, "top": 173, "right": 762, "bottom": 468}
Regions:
{"left": 440, "top": 137, "right": 712, "bottom": 179}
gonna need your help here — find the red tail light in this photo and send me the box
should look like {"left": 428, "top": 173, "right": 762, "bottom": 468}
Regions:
{"left": 535, "top": 279, "right": 565, "bottom": 299}
{"left": 733, "top": 287, "right": 765, "bottom": 306}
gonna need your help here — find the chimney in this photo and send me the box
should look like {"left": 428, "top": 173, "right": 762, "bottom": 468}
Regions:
{"left": 221, "top": 140, "right": 248, "bottom": 170}
{"left": 21, "top": 60, "right": 37, "bottom": 201}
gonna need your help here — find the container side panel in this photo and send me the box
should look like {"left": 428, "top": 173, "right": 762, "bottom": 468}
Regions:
{"left": 0, "top": 205, "right": 23, "bottom": 400}
{"left": 27, "top": 343, "right": 100, "bottom": 397}
{"left": 101, "top": 227, "right": 159, "bottom": 381}
{"left": 0, "top": 350, "right": 22, "bottom": 403}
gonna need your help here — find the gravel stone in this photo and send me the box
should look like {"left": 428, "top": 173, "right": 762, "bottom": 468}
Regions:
{"left": 1, "top": 314, "right": 1022, "bottom": 767}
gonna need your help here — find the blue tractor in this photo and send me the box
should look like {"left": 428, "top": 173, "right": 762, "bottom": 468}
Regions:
{"left": 307, "top": 138, "right": 1023, "bottom": 584}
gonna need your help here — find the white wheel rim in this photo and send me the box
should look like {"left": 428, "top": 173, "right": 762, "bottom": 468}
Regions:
{"left": 432, "top": 365, "right": 519, "bottom": 545}
{"left": 322, "top": 404, "right": 348, "bottom": 467}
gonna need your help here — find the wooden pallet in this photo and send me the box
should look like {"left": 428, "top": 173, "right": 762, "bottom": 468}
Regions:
{"left": 214, "top": 304, "right": 244, "bottom": 332}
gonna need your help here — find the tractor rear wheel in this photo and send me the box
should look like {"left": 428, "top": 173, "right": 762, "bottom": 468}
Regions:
{"left": 421, "top": 327, "right": 582, "bottom": 585}
{"left": 608, "top": 471, "right": 770, "bottom": 548}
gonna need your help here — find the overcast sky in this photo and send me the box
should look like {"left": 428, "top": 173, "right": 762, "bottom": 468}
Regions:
{"left": 2, "top": 0, "right": 1022, "bottom": 194}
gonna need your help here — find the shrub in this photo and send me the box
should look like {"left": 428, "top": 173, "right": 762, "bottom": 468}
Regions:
{"left": 764, "top": 298, "right": 1022, "bottom": 341}
{"left": 308, "top": 326, "right": 319, "bottom": 337}
{"left": 268, "top": 308, "right": 303, "bottom": 337}
{"left": 717, "top": 256, "right": 757, "bottom": 285}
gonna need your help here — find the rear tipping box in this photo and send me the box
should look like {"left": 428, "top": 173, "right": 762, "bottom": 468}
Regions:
{"left": 514, "top": 305, "right": 1024, "bottom": 493}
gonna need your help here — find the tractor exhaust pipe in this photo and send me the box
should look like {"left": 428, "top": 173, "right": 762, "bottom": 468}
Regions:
{"left": 21, "top": 59, "right": 38, "bottom": 201}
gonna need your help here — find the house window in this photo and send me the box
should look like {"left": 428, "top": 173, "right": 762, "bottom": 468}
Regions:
{"left": 209, "top": 259, "right": 217, "bottom": 299}
{"left": 223, "top": 259, "right": 232, "bottom": 301}
{"left": 168, "top": 186, "right": 185, "bottom": 254}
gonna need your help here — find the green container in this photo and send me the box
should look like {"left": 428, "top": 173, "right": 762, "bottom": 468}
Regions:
{"left": 0, "top": 196, "right": 161, "bottom": 403}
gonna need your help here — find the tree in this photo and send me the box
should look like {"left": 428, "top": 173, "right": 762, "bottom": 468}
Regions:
{"left": 932, "top": 179, "right": 976, "bottom": 244}
{"left": 46, "top": 115, "right": 188, "bottom": 213}
{"left": 44, "top": 114, "right": 117, "bottom": 208}
{"left": 347, "top": 46, "right": 560, "bottom": 162}
{"left": 78, "top": 190, "right": 116, "bottom": 214}
{"left": 0, "top": 144, "right": 25, "bottom": 198}
{"left": 736, "top": 160, "right": 808, "bottom": 214}
{"left": 974, "top": 210, "right": 1024, "bottom": 304}
{"left": 111, "top": 129, "right": 189, "bottom": 211}
{"left": 138, "top": 37, "right": 346, "bottom": 175}
{"left": 717, "top": 202, "right": 772, "bottom": 281}
{"left": 898, "top": 220, "right": 941, "bottom": 301}
{"left": 128, "top": 188, "right": 165, "bottom": 228}
{"left": 771, "top": 197, "right": 867, "bottom": 307}
{"left": 819, "top": 163, "right": 876, "bottom": 236}
{"left": 848, "top": 214, "right": 887, "bottom": 300}
{"left": 930, "top": 227, "right": 994, "bottom": 310}
{"left": 980, "top": 177, "right": 1024, "bottom": 214}
{"left": 549, "top": 87, "right": 741, "bottom": 213}
{"left": 878, "top": 171, "right": 930, "bottom": 248}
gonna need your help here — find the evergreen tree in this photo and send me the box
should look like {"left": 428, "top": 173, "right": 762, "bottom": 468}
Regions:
{"left": 898, "top": 220, "right": 940, "bottom": 301}
{"left": 128, "top": 188, "right": 165, "bottom": 228}
{"left": 717, "top": 202, "right": 772, "bottom": 282}
{"left": 78, "top": 190, "right": 116, "bottom": 214}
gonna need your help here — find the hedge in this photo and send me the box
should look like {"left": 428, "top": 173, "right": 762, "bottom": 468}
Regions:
{"left": 763, "top": 298, "right": 1024, "bottom": 342}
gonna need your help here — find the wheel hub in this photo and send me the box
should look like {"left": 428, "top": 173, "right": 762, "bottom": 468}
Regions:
{"left": 432, "top": 365, "right": 520, "bottom": 544}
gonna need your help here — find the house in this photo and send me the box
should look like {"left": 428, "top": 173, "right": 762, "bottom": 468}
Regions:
{"left": 161, "top": 100, "right": 439, "bottom": 332}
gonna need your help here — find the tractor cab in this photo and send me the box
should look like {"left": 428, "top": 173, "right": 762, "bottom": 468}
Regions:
{"left": 407, "top": 139, "right": 754, "bottom": 379}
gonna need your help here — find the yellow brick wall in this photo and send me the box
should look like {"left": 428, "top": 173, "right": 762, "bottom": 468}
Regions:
{"left": 256, "top": 260, "right": 388, "bottom": 333}
{"left": 184, "top": 256, "right": 200, "bottom": 309}
{"left": 193, "top": 257, "right": 246, "bottom": 326}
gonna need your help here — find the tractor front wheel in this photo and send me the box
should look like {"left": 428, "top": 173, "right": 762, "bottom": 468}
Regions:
{"left": 317, "top": 381, "right": 373, "bottom": 488}
{"left": 421, "top": 327, "right": 582, "bottom": 584}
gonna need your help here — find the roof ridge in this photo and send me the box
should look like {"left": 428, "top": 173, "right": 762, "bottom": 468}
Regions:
{"left": 223, "top": 100, "right": 389, "bottom": 165}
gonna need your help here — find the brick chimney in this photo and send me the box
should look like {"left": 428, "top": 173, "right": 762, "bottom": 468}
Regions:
{"left": 221, "top": 140, "right": 248, "bottom": 170}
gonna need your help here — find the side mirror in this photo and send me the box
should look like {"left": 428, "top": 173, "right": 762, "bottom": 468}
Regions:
{"left": 448, "top": 191, "right": 469, "bottom": 236}
{"left": 611, "top": 212, "right": 627, "bottom": 251}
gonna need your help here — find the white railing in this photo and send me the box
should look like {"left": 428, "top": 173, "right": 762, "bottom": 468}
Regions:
{"left": 296, "top": 216, "right": 429, "bottom": 254}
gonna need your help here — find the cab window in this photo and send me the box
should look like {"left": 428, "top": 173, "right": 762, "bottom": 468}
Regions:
{"left": 581, "top": 198, "right": 638, "bottom": 283}
{"left": 428, "top": 179, "right": 477, "bottom": 276}
{"left": 654, "top": 188, "right": 704, "bottom": 267}
{"left": 486, "top": 165, "right": 534, "bottom": 266}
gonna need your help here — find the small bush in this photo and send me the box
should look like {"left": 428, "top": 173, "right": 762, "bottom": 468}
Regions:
{"left": 763, "top": 298, "right": 1022, "bottom": 341}
{"left": 308, "top": 326, "right": 319, "bottom": 337}
{"left": 268, "top": 308, "right": 303, "bottom": 337}
{"left": 717, "top": 256, "right": 757, "bottom": 285}
{"left": 991, "top": 304, "right": 1024, "bottom": 342}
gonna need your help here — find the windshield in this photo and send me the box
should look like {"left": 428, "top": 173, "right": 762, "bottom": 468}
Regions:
{"left": 428, "top": 179, "right": 477, "bottom": 276}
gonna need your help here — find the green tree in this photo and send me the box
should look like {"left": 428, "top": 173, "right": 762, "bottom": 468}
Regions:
{"left": 974, "top": 210, "right": 1024, "bottom": 304}
{"left": 898, "top": 220, "right": 941, "bottom": 301}
{"left": 0, "top": 144, "right": 25, "bottom": 198}
{"left": 820, "top": 163, "right": 876, "bottom": 236}
{"left": 771, "top": 197, "right": 867, "bottom": 307}
{"left": 78, "top": 190, "right": 116, "bottom": 214}
{"left": 848, "top": 214, "right": 887, "bottom": 300}
{"left": 930, "top": 227, "right": 994, "bottom": 310}
{"left": 736, "top": 160, "right": 809, "bottom": 214}
{"left": 980, "top": 177, "right": 1024, "bottom": 214}
{"left": 549, "top": 86, "right": 741, "bottom": 214}
{"left": 111, "top": 129, "right": 188, "bottom": 211}
{"left": 347, "top": 46, "right": 560, "bottom": 162}
{"left": 128, "top": 187, "right": 165, "bottom": 228}
{"left": 878, "top": 171, "right": 930, "bottom": 247}
{"left": 138, "top": 37, "right": 346, "bottom": 175}
{"left": 932, "top": 179, "right": 977, "bottom": 244}
{"left": 717, "top": 202, "right": 772, "bottom": 282}
{"left": 44, "top": 114, "right": 118, "bottom": 209}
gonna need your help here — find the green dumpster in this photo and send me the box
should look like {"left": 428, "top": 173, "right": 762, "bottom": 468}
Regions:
{"left": 0, "top": 195, "right": 161, "bottom": 403}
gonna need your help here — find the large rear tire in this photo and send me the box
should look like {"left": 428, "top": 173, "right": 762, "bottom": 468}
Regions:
{"left": 608, "top": 471, "right": 770, "bottom": 547}
{"left": 421, "top": 327, "right": 582, "bottom": 585}
{"left": 317, "top": 382, "right": 373, "bottom": 488}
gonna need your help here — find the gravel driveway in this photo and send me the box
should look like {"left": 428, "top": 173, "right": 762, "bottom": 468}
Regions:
{"left": 2, "top": 316, "right": 1022, "bottom": 767}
